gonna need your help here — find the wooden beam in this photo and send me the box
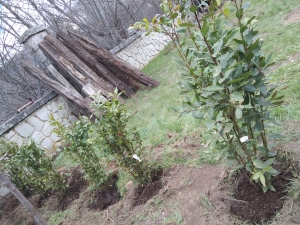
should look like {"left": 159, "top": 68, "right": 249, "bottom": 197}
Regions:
{"left": 21, "top": 60, "right": 92, "bottom": 114}
{"left": 42, "top": 34, "right": 113, "bottom": 96}
{"left": 66, "top": 31, "right": 159, "bottom": 87}
{"left": 54, "top": 32, "right": 135, "bottom": 98}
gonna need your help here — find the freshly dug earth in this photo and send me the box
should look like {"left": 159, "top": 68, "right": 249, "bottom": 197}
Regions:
{"left": 230, "top": 168, "right": 292, "bottom": 224}
{"left": 58, "top": 166, "right": 87, "bottom": 210}
{"left": 124, "top": 169, "right": 164, "bottom": 209}
{"left": 88, "top": 174, "right": 121, "bottom": 210}
{"left": 0, "top": 143, "right": 297, "bottom": 225}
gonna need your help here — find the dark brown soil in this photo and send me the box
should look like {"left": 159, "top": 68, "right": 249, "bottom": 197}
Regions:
{"left": 123, "top": 169, "right": 164, "bottom": 209}
{"left": 58, "top": 166, "right": 87, "bottom": 210}
{"left": 88, "top": 174, "right": 121, "bottom": 210}
{"left": 0, "top": 197, "right": 19, "bottom": 220}
{"left": 230, "top": 168, "right": 292, "bottom": 224}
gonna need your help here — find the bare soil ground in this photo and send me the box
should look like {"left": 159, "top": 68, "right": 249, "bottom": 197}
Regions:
{"left": 1, "top": 134, "right": 298, "bottom": 225}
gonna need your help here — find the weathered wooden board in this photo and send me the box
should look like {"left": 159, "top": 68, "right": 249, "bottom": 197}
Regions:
{"left": 42, "top": 34, "right": 113, "bottom": 96}
{"left": 55, "top": 32, "right": 135, "bottom": 98}
{"left": 65, "top": 31, "right": 159, "bottom": 87}
{"left": 21, "top": 60, "right": 92, "bottom": 114}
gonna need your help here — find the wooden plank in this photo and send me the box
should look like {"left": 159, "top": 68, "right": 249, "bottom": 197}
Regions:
{"left": 39, "top": 41, "right": 85, "bottom": 88}
{"left": 66, "top": 31, "right": 159, "bottom": 87}
{"left": 58, "top": 56, "right": 109, "bottom": 98}
{"left": 42, "top": 34, "right": 114, "bottom": 96}
{"left": 54, "top": 32, "right": 135, "bottom": 98}
{"left": 21, "top": 60, "right": 92, "bottom": 114}
{"left": 0, "top": 170, "right": 48, "bottom": 225}
{"left": 47, "top": 64, "right": 77, "bottom": 92}
{"left": 39, "top": 41, "right": 110, "bottom": 98}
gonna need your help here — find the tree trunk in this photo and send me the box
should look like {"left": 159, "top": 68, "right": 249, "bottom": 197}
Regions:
{"left": 0, "top": 170, "right": 48, "bottom": 225}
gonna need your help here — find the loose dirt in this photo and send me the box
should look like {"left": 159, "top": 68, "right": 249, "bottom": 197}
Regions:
{"left": 230, "top": 168, "right": 292, "bottom": 224}
{"left": 1, "top": 132, "right": 300, "bottom": 225}
{"left": 283, "top": 8, "right": 300, "bottom": 25}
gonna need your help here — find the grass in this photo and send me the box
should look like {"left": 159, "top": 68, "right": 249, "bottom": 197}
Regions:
{"left": 125, "top": 44, "right": 204, "bottom": 147}
{"left": 47, "top": 210, "right": 70, "bottom": 225}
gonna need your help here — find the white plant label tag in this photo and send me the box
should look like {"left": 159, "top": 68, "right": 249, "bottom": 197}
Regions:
{"left": 240, "top": 136, "right": 249, "bottom": 143}
{"left": 133, "top": 154, "right": 141, "bottom": 162}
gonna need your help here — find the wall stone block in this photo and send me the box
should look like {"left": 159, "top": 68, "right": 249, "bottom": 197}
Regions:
{"left": 31, "top": 131, "right": 45, "bottom": 144}
{"left": 15, "top": 123, "right": 34, "bottom": 138}
{"left": 36, "top": 107, "right": 51, "bottom": 121}
{"left": 27, "top": 117, "right": 44, "bottom": 132}
{"left": 42, "top": 122, "right": 54, "bottom": 137}
{"left": 68, "top": 115, "right": 78, "bottom": 123}
{"left": 10, "top": 135, "right": 23, "bottom": 146}
{"left": 41, "top": 138, "right": 54, "bottom": 151}
{"left": 50, "top": 132, "right": 61, "bottom": 142}
{"left": 4, "top": 131, "right": 15, "bottom": 140}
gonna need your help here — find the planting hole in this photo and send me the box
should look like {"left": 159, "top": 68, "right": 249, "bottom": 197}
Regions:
{"left": 230, "top": 166, "right": 293, "bottom": 224}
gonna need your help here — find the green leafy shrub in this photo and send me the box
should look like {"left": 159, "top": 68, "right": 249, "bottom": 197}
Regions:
{"left": 52, "top": 90, "right": 152, "bottom": 186}
{"left": 0, "top": 139, "right": 65, "bottom": 195}
{"left": 50, "top": 115, "right": 108, "bottom": 189}
{"left": 89, "top": 90, "right": 152, "bottom": 185}
{"left": 133, "top": 0, "right": 283, "bottom": 192}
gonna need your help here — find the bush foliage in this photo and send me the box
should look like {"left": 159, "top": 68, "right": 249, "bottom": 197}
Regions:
{"left": 133, "top": 0, "right": 283, "bottom": 192}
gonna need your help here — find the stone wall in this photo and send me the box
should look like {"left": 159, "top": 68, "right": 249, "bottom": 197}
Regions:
{"left": 111, "top": 31, "right": 170, "bottom": 69}
{"left": 1, "top": 93, "right": 78, "bottom": 154}
{"left": 0, "top": 29, "right": 170, "bottom": 153}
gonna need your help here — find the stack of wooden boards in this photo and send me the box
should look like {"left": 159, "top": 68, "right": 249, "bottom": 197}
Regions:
{"left": 21, "top": 31, "right": 159, "bottom": 114}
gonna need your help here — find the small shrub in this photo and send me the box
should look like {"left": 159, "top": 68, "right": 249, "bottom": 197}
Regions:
{"left": 0, "top": 139, "right": 65, "bottom": 195}
{"left": 133, "top": 0, "right": 283, "bottom": 192}
{"left": 89, "top": 90, "right": 152, "bottom": 185}
{"left": 51, "top": 115, "right": 108, "bottom": 190}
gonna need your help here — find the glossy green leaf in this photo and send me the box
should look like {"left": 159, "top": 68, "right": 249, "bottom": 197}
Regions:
{"left": 253, "top": 171, "right": 261, "bottom": 180}
{"left": 253, "top": 159, "right": 265, "bottom": 169}
{"left": 230, "top": 91, "right": 244, "bottom": 103}
{"left": 236, "top": 9, "right": 244, "bottom": 19}
{"left": 264, "top": 158, "right": 275, "bottom": 167}
{"left": 190, "top": 5, "right": 198, "bottom": 13}
{"left": 223, "top": 7, "right": 230, "bottom": 17}
{"left": 201, "top": 20, "right": 209, "bottom": 37}
{"left": 243, "top": 84, "right": 256, "bottom": 92}
{"left": 262, "top": 185, "right": 268, "bottom": 193}
{"left": 203, "top": 86, "right": 224, "bottom": 91}
{"left": 259, "top": 173, "right": 266, "bottom": 186}
{"left": 179, "top": 22, "right": 194, "bottom": 27}
{"left": 171, "top": 12, "right": 178, "bottom": 19}
{"left": 235, "top": 107, "right": 242, "bottom": 119}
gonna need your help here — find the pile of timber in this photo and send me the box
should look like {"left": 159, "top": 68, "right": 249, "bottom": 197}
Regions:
{"left": 21, "top": 31, "right": 159, "bottom": 114}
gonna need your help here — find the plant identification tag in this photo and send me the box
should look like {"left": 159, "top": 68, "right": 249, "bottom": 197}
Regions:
{"left": 133, "top": 154, "right": 141, "bottom": 162}
{"left": 240, "top": 136, "right": 249, "bottom": 143}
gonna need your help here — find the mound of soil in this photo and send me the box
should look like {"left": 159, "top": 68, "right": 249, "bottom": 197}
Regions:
{"left": 58, "top": 166, "right": 87, "bottom": 210}
{"left": 230, "top": 169, "right": 292, "bottom": 224}
{"left": 124, "top": 169, "right": 164, "bottom": 209}
{"left": 88, "top": 174, "right": 121, "bottom": 210}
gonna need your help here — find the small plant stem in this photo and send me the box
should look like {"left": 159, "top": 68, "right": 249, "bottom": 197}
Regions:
{"left": 193, "top": 12, "right": 218, "bottom": 68}
{"left": 231, "top": 109, "right": 253, "bottom": 163}
{"left": 247, "top": 124, "right": 257, "bottom": 155}
{"left": 161, "top": 25, "right": 191, "bottom": 70}
{"left": 187, "top": 27, "right": 199, "bottom": 51}
{"left": 225, "top": 133, "right": 246, "bottom": 166}
{"left": 193, "top": 12, "right": 231, "bottom": 94}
